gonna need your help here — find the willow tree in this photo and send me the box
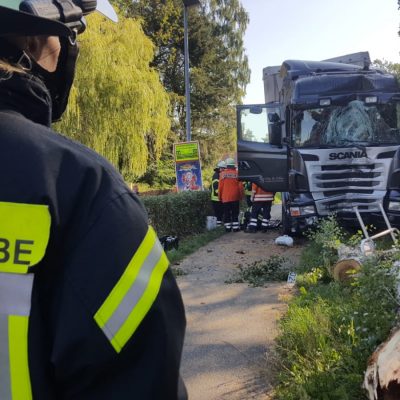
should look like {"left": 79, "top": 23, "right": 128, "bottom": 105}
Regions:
{"left": 56, "top": 13, "right": 171, "bottom": 181}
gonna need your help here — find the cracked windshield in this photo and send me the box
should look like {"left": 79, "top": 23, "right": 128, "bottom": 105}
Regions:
{"left": 293, "top": 100, "right": 400, "bottom": 147}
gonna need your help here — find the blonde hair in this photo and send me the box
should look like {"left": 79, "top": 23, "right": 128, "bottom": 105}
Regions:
{"left": 0, "top": 59, "right": 26, "bottom": 77}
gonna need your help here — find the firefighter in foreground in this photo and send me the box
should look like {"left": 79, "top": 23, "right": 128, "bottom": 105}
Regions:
{"left": 218, "top": 158, "right": 243, "bottom": 232}
{"left": 247, "top": 182, "right": 274, "bottom": 233}
{"left": 210, "top": 160, "right": 226, "bottom": 226}
{"left": 0, "top": 2, "right": 186, "bottom": 399}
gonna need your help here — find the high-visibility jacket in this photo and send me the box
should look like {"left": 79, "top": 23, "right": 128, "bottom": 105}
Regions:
{"left": 243, "top": 181, "right": 252, "bottom": 196}
{"left": 0, "top": 72, "right": 186, "bottom": 399}
{"left": 210, "top": 170, "right": 220, "bottom": 201}
{"left": 218, "top": 167, "right": 243, "bottom": 203}
{"left": 251, "top": 183, "right": 274, "bottom": 202}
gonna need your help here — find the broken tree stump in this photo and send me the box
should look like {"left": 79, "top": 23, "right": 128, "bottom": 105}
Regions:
{"left": 364, "top": 328, "right": 400, "bottom": 400}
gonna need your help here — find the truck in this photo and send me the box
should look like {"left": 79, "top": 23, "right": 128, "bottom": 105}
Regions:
{"left": 236, "top": 52, "right": 400, "bottom": 234}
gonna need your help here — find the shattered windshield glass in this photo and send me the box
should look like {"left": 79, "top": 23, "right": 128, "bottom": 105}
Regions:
{"left": 292, "top": 100, "right": 400, "bottom": 147}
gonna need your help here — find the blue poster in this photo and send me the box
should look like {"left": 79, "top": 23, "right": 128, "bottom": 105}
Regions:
{"left": 175, "top": 161, "right": 203, "bottom": 192}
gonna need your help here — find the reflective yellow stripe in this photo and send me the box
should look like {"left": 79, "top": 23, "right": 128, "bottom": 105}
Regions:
{"left": 0, "top": 202, "right": 51, "bottom": 274}
{"left": 211, "top": 179, "right": 219, "bottom": 201}
{"left": 94, "top": 226, "right": 169, "bottom": 353}
{"left": 9, "top": 315, "right": 32, "bottom": 400}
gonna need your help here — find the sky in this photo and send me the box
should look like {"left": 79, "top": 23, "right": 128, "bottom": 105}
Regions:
{"left": 240, "top": 0, "right": 400, "bottom": 104}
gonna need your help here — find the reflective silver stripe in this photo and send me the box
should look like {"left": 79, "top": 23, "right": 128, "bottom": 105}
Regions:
{"left": 0, "top": 314, "right": 11, "bottom": 400}
{"left": 102, "top": 241, "right": 163, "bottom": 341}
{"left": 0, "top": 273, "right": 34, "bottom": 316}
{"left": 0, "top": 273, "right": 34, "bottom": 400}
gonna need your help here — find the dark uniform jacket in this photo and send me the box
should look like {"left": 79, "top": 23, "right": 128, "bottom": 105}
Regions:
{"left": 0, "top": 73, "right": 186, "bottom": 399}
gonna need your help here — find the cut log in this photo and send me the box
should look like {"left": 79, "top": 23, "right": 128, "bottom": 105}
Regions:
{"left": 364, "top": 328, "right": 400, "bottom": 400}
{"left": 332, "top": 258, "right": 361, "bottom": 282}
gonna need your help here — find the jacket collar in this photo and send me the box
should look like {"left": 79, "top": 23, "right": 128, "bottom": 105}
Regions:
{"left": 0, "top": 72, "right": 52, "bottom": 127}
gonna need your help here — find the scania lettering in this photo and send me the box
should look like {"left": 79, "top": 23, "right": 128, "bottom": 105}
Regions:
{"left": 237, "top": 52, "right": 400, "bottom": 234}
{"left": 329, "top": 151, "right": 367, "bottom": 160}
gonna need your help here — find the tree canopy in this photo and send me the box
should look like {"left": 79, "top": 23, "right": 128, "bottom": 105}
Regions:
{"left": 56, "top": 13, "right": 171, "bottom": 181}
{"left": 125, "top": 0, "right": 250, "bottom": 172}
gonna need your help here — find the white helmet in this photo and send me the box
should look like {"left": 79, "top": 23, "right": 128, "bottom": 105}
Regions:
{"left": 225, "top": 157, "right": 235, "bottom": 167}
{"left": 217, "top": 160, "right": 226, "bottom": 169}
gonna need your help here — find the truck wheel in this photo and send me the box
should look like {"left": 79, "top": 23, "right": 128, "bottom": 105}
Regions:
{"left": 282, "top": 203, "right": 292, "bottom": 235}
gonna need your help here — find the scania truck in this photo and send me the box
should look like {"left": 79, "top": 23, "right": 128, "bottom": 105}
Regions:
{"left": 237, "top": 52, "right": 400, "bottom": 234}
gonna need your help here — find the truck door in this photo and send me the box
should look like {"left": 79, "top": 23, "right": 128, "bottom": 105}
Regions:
{"left": 237, "top": 104, "right": 288, "bottom": 192}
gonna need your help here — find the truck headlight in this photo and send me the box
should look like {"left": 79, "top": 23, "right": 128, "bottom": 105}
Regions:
{"left": 290, "top": 206, "right": 316, "bottom": 216}
{"left": 300, "top": 206, "right": 316, "bottom": 215}
{"left": 389, "top": 201, "right": 400, "bottom": 211}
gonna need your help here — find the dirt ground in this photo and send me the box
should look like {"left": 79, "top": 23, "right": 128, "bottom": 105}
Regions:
{"left": 176, "top": 207, "right": 305, "bottom": 400}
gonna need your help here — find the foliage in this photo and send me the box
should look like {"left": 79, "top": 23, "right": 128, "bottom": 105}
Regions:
{"left": 372, "top": 59, "right": 400, "bottom": 80}
{"left": 226, "top": 256, "right": 293, "bottom": 286}
{"left": 56, "top": 13, "right": 171, "bottom": 181}
{"left": 274, "top": 217, "right": 400, "bottom": 400}
{"left": 141, "top": 190, "right": 213, "bottom": 237}
{"left": 124, "top": 0, "right": 250, "bottom": 177}
{"left": 297, "top": 216, "right": 342, "bottom": 278}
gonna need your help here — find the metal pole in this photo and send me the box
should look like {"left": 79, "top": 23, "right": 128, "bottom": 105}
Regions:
{"left": 183, "top": 5, "right": 191, "bottom": 142}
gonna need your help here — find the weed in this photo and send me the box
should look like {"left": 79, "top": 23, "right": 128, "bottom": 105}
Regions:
{"left": 226, "top": 255, "right": 293, "bottom": 286}
{"left": 274, "top": 217, "right": 400, "bottom": 400}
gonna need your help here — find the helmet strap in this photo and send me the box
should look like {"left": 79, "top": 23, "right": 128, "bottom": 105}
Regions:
{"left": 30, "top": 34, "right": 79, "bottom": 122}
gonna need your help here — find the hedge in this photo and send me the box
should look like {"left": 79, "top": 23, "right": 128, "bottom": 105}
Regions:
{"left": 141, "top": 190, "right": 213, "bottom": 238}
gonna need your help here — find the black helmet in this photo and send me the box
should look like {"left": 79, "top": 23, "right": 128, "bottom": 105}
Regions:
{"left": 0, "top": 0, "right": 117, "bottom": 121}
{"left": 0, "top": 0, "right": 117, "bottom": 37}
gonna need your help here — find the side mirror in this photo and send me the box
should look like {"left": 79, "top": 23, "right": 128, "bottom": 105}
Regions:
{"left": 269, "top": 123, "right": 282, "bottom": 146}
{"left": 268, "top": 112, "right": 281, "bottom": 123}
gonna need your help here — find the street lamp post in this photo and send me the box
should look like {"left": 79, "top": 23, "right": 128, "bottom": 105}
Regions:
{"left": 183, "top": 0, "right": 200, "bottom": 142}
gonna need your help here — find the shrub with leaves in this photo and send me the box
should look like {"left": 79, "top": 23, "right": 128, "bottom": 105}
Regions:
{"left": 275, "top": 216, "right": 400, "bottom": 400}
{"left": 141, "top": 190, "right": 212, "bottom": 237}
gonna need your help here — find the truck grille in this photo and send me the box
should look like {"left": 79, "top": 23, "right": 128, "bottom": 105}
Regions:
{"left": 301, "top": 148, "right": 395, "bottom": 216}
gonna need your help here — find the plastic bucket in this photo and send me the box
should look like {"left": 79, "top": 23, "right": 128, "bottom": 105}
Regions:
{"left": 206, "top": 216, "right": 217, "bottom": 230}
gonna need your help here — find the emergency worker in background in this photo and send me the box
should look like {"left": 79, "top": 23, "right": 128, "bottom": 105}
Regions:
{"left": 247, "top": 182, "right": 274, "bottom": 233}
{"left": 210, "top": 160, "right": 226, "bottom": 226}
{"left": 0, "top": 2, "right": 186, "bottom": 399}
{"left": 218, "top": 158, "right": 243, "bottom": 232}
{"left": 243, "top": 181, "right": 253, "bottom": 207}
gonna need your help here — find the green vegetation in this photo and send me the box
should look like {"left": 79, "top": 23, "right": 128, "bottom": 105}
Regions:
{"left": 57, "top": 14, "right": 170, "bottom": 182}
{"left": 128, "top": 0, "right": 250, "bottom": 176}
{"left": 141, "top": 190, "right": 213, "bottom": 237}
{"left": 226, "top": 255, "right": 293, "bottom": 286}
{"left": 274, "top": 218, "right": 400, "bottom": 400}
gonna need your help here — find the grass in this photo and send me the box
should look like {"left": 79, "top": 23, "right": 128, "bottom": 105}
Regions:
{"left": 273, "top": 218, "right": 400, "bottom": 400}
{"left": 165, "top": 227, "right": 226, "bottom": 267}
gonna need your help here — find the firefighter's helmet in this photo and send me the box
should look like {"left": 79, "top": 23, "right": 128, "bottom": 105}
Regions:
{"left": 225, "top": 158, "right": 236, "bottom": 167}
{"left": 0, "top": 0, "right": 117, "bottom": 37}
{"left": 217, "top": 160, "right": 226, "bottom": 169}
{"left": 0, "top": 0, "right": 117, "bottom": 121}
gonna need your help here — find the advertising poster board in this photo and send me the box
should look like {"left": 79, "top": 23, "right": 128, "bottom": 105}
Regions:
{"left": 174, "top": 141, "right": 203, "bottom": 192}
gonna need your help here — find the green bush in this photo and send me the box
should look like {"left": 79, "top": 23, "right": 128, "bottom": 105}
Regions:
{"left": 275, "top": 217, "right": 400, "bottom": 400}
{"left": 141, "top": 190, "right": 213, "bottom": 237}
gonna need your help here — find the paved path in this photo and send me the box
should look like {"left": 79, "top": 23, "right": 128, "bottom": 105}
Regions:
{"left": 176, "top": 207, "right": 303, "bottom": 399}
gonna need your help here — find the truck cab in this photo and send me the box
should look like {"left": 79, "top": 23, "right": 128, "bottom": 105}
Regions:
{"left": 237, "top": 54, "right": 400, "bottom": 234}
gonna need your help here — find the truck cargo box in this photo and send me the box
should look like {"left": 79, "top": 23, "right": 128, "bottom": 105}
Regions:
{"left": 262, "top": 51, "right": 371, "bottom": 104}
